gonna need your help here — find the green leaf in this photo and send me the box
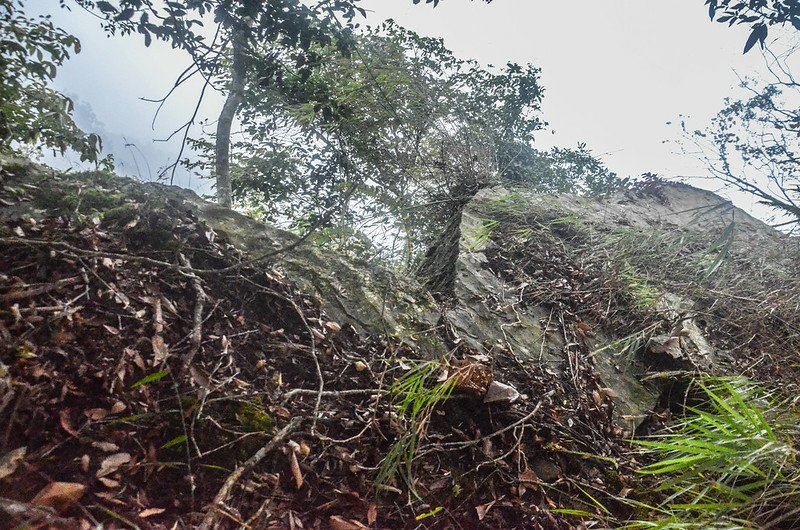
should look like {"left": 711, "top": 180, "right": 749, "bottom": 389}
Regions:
{"left": 708, "top": 0, "right": 718, "bottom": 21}
{"left": 551, "top": 509, "right": 598, "bottom": 518}
{"left": 743, "top": 24, "right": 767, "bottom": 54}
{"left": 161, "top": 435, "right": 188, "bottom": 449}
{"left": 131, "top": 370, "right": 169, "bottom": 388}
{"left": 95, "top": 1, "right": 116, "bottom": 13}
{"left": 116, "top": 8, "right": 135, "bottom": 21}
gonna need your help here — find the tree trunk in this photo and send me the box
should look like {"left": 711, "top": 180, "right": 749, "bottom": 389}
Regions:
{"left": 215, "top": 28, "right": 247, "bottom": 208}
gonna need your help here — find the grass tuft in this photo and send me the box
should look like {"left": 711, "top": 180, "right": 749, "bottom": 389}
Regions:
{"left": 376, "top": 359, "right": 458, "bottom": 493}
{"left": 629, "top": 377, "right": 800, "bottom": 529}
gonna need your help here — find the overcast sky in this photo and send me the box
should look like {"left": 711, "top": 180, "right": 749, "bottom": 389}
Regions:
{"left": 26, "top": 0, "right": 787, "bottom": 216}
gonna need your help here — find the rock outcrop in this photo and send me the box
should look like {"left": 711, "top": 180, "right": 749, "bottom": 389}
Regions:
{"left": 420, "top": 181, "right": 799, "bottom": 428}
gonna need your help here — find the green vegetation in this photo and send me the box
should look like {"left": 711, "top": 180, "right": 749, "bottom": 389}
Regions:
{"left": 0, "top": 0, "right": 101, "bottom": 161}
{"left": 696, "top": 221, "right": 735, "bottom": 280}
{"left": 235, "top": 401, "right": 274, "bottom": 432}
{"left": 591, "top": 323, "right": 661, "bottom": 368}
{"left": 707, "top": 0, "right": 799, "bottom": 54}
{"left": 468, "top": 219, "right": 500, "bottom": 251}
{"left": 480, "top": 192, "right": 533, "bottom": 220}
{"left": 377, "top": 359, "right": 458, "bottom": 492}
{"left": 629, "top": 377, "right": 800, "bottom": 529}
{"left": 620, "top": 264, "right": 661, "bottom": 311}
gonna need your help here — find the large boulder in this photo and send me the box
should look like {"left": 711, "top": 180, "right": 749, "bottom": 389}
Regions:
{"left": 420, "top": 181, "right": 800, "bottom": 429}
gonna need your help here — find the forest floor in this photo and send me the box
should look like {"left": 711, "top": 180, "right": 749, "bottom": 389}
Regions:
{"left": 4, "top": 160, "right": 800, "bottom": 529}
{"left": 0, "top": 161, "right": 655, "bottom": 529}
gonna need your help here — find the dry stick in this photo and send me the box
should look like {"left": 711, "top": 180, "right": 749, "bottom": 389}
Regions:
{"left": 168, "top": 372, "right": 196, "bottom": 510}
{"left": 198, "top": 417, "right": 301, "bottom": 530}
{"left": 281, "top": 388, "right": 387, "bottom": 402}
{"left": 0, "top": 238, "right": 178, "bottom": 268}
{"left": 0, "top": 275, "right": 81, "bottom": 303}
{"left": 424, "top": 400, "right": 544, "bottom": 453}
{"left": 178, "top": 253, "right": 207, "bottom": 376}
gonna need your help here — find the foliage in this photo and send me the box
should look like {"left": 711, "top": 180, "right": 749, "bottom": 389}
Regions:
{"left": 70, "top": 0, "right": 367, "bottom": 203}
{"left": 188, "top": 20, "right": 625, "bottom": 267}
{"left": 686, "top": 70, "right": 800, "bottom": 228}
{"left": 377, "top": 359, "right": 457, "bottom": 491}
{"left": 706, "top": 0, "right": 800, "bottom": 53}
{"left": 630, "top": 377, "right": 800, "bottom": 529}
{"left": 69, "top": 0, "right": 359, "bottom": 56}
{"left": 69, "top": 0, "right": 492, "bottom": 203}
{"left": 185, "top": 20, "right": 546, "bottom": 266}
{"left": 0, "top": 0, "right": 101, "bottom": 161}
{"left": 501, "top": 141, "right": 630, "bottom": 197}
{"left": 619, "top": 263, "right": 660, "bottom": 311}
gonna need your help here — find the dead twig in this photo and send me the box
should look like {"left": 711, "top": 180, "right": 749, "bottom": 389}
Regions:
{"left": 423, "top": 399, "right": 544, "bottom": 454}
{"left": 0, "top": 275, "right": 81, "bottom": 303}
{"left": 178, "top": 253, "right": 207, "bottom": 376}
{"left": 198, "top": 416, "right": 301, "bottom": 530}
{"left": 168, "top": 370, "right": 196, "bottom": 510}
{"left": 241, "top": 275, "right": 326, "bottom": 432}
{"left": 1, "top": 237, "right": 177, "bottom": 269}
{"left": 281, "top": 387, "right": 386, "bottom": 402}
{"left": 0, "top": 496, "right": 72, "bottom": 528}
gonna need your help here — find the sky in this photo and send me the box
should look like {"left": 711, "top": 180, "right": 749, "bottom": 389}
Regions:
{"left": 24, "top": 0, "right": 788, "bottom": 217}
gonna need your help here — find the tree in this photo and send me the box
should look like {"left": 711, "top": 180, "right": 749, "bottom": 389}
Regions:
{"left": 70, "top": 0, "right": 492, "bottom": 207}
{"left": 685, "top": 44, "right": 800, "bottom": 229}
{"left": 184, "top": 21, "right": 626, "bottom": 267}
{"left": 70, "top": 0, "right": 364, "bottom": 207}
{"left": 501, "top": 141, "right": 629, "bottom": 197}
{"left": 183, "top": 20, "right": 545, "bottom": 265}
{"left": 706, "top": 0, "right": 800, "bottom": 53}
{"left": 1, "top": 0, "right": 101, "bottom": 161}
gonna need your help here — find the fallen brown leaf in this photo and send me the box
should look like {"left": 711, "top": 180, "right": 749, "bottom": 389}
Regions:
{"left": 151, "top": 335, "right": 169, "bottom": 363}
{"left": 0, "top": 446, "right": 26, "bottom": 480}
{"left": 85, "top": 408, "right": 108, "bottom": 421}
{"left": 290, "top": 451, "right": 303, "bottom": 489}
{"left": 59, "top": 410, "right": 80, "bottom": 437}
{"left": 329, "top": 515, "right": 368, "bottom": 530}
{"left": 475, "top": 500, "right": 496, "bottom": 521}
{"left": 139, "top": 507, "right": 166, "bottom": 518}
{"left": 92, "top": 441, "right": 120, "bottom": 453}
{"left": 31, "top": 482, "right": 86, "bottom": 512}
{"left": 98, "top": 477, "right": 120, "bottom": 488}
{"left": 97, "top": 452, "right": 131, "bottom": 478}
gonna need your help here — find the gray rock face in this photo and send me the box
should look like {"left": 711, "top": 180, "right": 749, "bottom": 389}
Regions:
{"left": 419, "top": 182, "right": 800, "bottom": 428}
{"left": 173, "top": 186, "right": 444, "bottom": 353}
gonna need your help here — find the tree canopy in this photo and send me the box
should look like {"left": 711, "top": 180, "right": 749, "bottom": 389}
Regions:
{"left": 0, "top": 0, "right": 101, "bottom": 161}
{"left": 687, "top": 72, "right": 800, "bottom": 227}
{"left": 707, "top": 0, "right": 800, "bottom": 52}
{"left": 180, "top": 21, "right": 626, "bottom": 267}
{"left": 70, "top": 0, "right": 497, "bottom": 206}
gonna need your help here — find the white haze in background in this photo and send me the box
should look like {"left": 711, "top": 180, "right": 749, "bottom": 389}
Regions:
{"left": 23, "top": 0, "right": 796, "bottom": 223}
